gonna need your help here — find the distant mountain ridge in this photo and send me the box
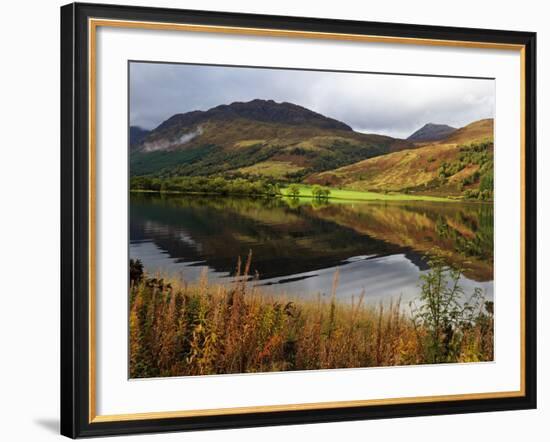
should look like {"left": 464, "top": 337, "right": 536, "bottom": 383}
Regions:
{"left": 144, "top": 99, "right": 352, "bottom": 147}
{"left": 129, "top": 126, "right": 150, "bottom": 148}
{"left": 407, "top": 123, "right": 456, "bottom": 142}
{"left": 130, "top": 99, "right": 412, "bottom": 177}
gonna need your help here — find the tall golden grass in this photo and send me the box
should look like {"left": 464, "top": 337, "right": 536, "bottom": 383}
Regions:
{"left": 129, "top": 254, "right": 493, "bottom": 378}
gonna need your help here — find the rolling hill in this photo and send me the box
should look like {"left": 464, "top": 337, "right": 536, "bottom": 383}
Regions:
{"left": 307, "top": 119, "right": 494, "bottom": 198}
{"left": 130, "top": 99, "right": 412, "bottom": 178}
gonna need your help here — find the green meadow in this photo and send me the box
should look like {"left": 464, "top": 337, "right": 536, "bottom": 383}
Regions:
{"left": 280, "top": 185, "right": 454, "bottom": 203}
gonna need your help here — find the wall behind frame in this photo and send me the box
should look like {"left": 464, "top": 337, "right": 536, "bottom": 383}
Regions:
{"left": 0, "top": 0, "right": 545, "bottom": 441}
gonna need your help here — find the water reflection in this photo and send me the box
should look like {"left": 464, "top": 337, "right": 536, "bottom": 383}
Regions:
{"left": 130, "top": 194, "right": 493, "bottom": 304}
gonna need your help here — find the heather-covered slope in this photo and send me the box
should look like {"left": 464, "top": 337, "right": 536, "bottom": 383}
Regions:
{"left": 130, "top": 99, "right": 412, "bottom": 178}
{"left": 307, "top": 119, "right": 494, "bottom": 199}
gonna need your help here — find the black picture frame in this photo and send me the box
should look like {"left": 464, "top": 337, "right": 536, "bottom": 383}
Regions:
{"left": 61, "top": 2, "right": 537, "bottom": 438}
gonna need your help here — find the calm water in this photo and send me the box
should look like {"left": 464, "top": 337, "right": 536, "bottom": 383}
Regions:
{"left": 130, "top": 194, "right": 494, "bottom": 305}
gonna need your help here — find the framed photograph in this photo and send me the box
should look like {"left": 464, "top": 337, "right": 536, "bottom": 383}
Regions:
{"left": 60, "top": 2, "right": 536, "bottom": 438}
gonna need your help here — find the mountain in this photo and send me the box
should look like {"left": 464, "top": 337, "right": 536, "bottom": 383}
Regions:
{"left": 153, "top": 99, "right": 352, "bottom": 137}
{"left": 307, "top": 119, "right": 494, "bottom": 198}
{"left": 130, "top": 99, "right": 412, "bottom": 178}
{"left": 129, "top": 126, "right": 150, "bottom": 149}
{"left": 407, "top": 123, "right": 456, "bottom": 143}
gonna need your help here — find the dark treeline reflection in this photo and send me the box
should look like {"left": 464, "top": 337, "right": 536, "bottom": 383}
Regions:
{"left": 130, "top": 193, "right": 493, "bottom": 302}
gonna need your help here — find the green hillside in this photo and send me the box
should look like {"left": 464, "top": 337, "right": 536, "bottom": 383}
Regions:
{"left": 307, "top": 119, "right": 494, "bottom": 200}
{"left": 130, "top": 99, "right": 494, "bottom": 202}
{"left": 130, "top": 100, "right": 411, "bottom": 178}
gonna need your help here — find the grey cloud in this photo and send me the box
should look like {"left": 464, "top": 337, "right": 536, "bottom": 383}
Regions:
{"left": 130, "top": 62, "right": 494, "bottom": 139}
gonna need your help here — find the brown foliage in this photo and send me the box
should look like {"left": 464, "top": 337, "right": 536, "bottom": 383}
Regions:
{"left": 129, "top": 257, "right": 493, "bottom": 378}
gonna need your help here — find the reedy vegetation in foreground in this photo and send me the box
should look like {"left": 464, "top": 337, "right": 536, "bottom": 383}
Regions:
{"left": 129, "top": 254, "right": 493, "bottom": 378}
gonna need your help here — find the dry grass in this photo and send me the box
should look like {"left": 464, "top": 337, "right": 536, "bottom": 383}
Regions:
{"left": 129, "top": 255, "right": 493, "bottom": 378}
{"left": 307, "top": 118, "right": 494, "bottom": 196}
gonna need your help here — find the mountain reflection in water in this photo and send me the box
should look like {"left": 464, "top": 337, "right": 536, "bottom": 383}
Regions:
{"left": 130, "top": 194, "right": 493, "bottom": 305}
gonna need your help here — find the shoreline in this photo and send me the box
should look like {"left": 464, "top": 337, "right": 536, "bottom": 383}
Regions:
{"left": 129, "top": 187, "right": 470, "bottom": 204}
{"left": 129, "top": 264, "right": 494, "bottom": 378}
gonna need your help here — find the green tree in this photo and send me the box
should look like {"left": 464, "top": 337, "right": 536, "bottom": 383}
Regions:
{"left": 320, "top": 187, "right": 331, "bottom": 199}
{"left": 479, "top": 172, "right": 494, "bottom": 193}
{"left": 287, "top": 184, "right": 301, "bottom": 198}
{"left": 410, "top": 255, "right": 484, "bottom": 363}
{"left": 311, "top": 185, "right": 322, "bottom": 199}
{"left": 312, "top": 185, "right": 330, "bottom": 200}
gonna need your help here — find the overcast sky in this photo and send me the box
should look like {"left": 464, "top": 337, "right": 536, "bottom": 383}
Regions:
{"left": 130, "top": 62, "right": 494, "bottom": 139}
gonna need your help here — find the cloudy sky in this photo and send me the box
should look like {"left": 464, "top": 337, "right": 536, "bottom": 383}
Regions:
{"left": 130, "top": 62, "right": 494, "bottom": 139}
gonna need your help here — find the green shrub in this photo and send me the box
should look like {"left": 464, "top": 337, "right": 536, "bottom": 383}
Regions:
{"left": 410, "top": 255, "right": 489, "bottom": 363}
{"left": 287, "top": 183, "right": 301, "bottom": 198}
